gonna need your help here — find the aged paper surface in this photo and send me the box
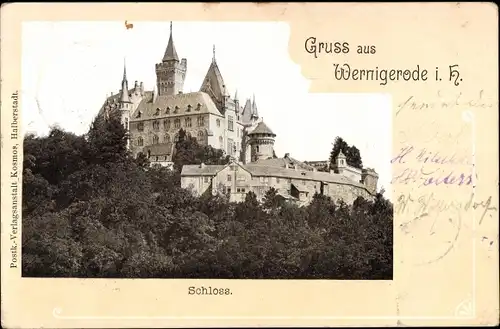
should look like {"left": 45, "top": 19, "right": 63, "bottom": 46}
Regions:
{"left": 1, "top": 2, "right": 498, "bottom": 328}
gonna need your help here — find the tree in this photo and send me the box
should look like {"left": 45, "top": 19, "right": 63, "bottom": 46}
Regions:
{"left": 329, "top": 136, "right": 363, "bottom": 170}
{"left": 86, "top": 111, "right": 129, "bottom": 165}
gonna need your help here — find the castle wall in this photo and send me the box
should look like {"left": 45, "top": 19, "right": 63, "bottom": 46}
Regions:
{"left": 181, "top": 175, "right": 212, "bottom": 197}
{"left": 340, "top": 166, "right": 362, "bottom": 184}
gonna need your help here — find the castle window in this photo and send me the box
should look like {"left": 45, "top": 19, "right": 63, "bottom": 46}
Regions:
{"left": 302, "top": 180, "right": 306, "bottom": 185}
{"left": 196, "top": 103, "right": 201, "bottom": 111}
{"left": 137, "top": 137, "right": 143, "bottom": 146}
{"left": 155, "top": 108, "right": 161, "bottom": 116}
{"left": 227, "top": 174, "right": 232, "bottom": 182}
{"left": 226, "top": 187, "right": 231, "bottom": 194}
{"left": 185, "top": 117, "right": 192, "bottom": 127}
{"left": 164, "top": 134, "right": 171, "bottom": 143}
{"left": 256, "top": 145, "right": 259, "bottom": 152}
{"left": 197, "top": 116, "right": 205, "bottom": 127}
{"left": 228, "top": 115, "right": 234, "bottom": 132}
{"left": 187, "top": 104, "right": 192, "bottom": 112}
{"left": 174, "top": 134, "right": 179, "bottom": 143}
{"left": 166, "top": 107, "right": 171, "bottom": 114}
{"left": 216, "top": 119, "right": 221, "bottom": 127}
{"left": 174, "top": 106, "right": 179, "bottom": 113}
{"left": 153, "top": 120, "right": 160, "bottom": 131}
{"left": 174, "top": 118, "right": 180, "bottom": 128}
{"left": 137, "top": 122, "right": 144, "bottom": 131}
{"left": 204, "top": 176, "right": 209, "bottom": 183}
{"left": 164, "top": 119, "right": 170, "bottom": 130}
{"left": 153, "top": 135, "right": 159, "bottom": 144}
{"left": 136, "top": 111, "right": 142, "bottom": 118}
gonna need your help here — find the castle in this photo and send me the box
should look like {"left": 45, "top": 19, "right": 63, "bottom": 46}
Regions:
{"left": 99, "top": 22, "right": 379, "bottom": 206}
{"left": 181, "top": 119, "right": 379, "bottom": 206}
{"left": 99, "top": 22, "right": 260, "bottom": 167}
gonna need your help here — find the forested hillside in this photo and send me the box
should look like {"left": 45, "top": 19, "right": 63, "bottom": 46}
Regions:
{"left": 22, "top": 112, "right": 393, "bottom": 279}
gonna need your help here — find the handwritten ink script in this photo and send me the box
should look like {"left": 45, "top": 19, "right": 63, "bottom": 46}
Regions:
{"left": 303, "top": 38, "right": 465, "bottom": 86}
{"left": 9, "top": 91, "right": 20, "bottom": 269}
{"left": 396, "top": 191, "right": 497, "bottom": 264}
{"left": 391, "top": 145, "right": 473, "bottom": 188}
{"left": 396, "top": 90, "right": 496, "bottom": 116}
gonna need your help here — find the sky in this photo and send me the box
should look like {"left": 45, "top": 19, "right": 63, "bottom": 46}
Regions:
{"left": 21, "top": 21, "right": 392, "bottom": 198}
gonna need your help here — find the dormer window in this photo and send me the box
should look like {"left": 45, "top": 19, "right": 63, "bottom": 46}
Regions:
{"left": 137, "top": 122, "right": 144, "bottom": 131}
{"left": 136, "top": 111, "right": 142, "bottom": 118}
{"left": 301, "top": 172, "right": 306, "bottom": 176}
{"left": 155, "top": 108, "right": 161, "bottom": 116}
{"left": 187, "top": 104, "right": 192, "bottom": 112}
{"left": 166, "top": 107, "right": 171, "bottom": 114}
{"left": 196, "top": 103, "right": 201, "bottom": 111}
{"left": 174, "top": 106, "right": 179, "bottom": 113}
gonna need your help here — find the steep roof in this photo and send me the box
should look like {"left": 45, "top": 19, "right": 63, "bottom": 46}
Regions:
{"left": 248, "top": 121, "right": 276, "bottom": 136}
{"left": 131, "top": 91, "right": 222, "bottom": 121}
{"left": 163, "top": 22, "right": 179, "bottom": 62}
{"left": 199, "top": 59, "right": 226, "bottom": 106}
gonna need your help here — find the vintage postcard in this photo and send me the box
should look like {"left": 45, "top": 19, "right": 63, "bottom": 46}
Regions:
{"left": 1, "top": 2, "right": 498, "bottom": 328}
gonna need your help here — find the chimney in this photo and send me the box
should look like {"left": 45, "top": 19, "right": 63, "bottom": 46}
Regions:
{"left": 285, "top": 163, "right": 289, "bottom": 169}
{"left": 284, "top": 153, "right": 290, "bottom": 159}
{"left": 200, "top": 162, "right": 205, "bottom": 168}
{"left": 294, "top": 164, "right": 298, "bottom": 171}
{"left": 139, "top": 82, "right": 144, "bottom": 95}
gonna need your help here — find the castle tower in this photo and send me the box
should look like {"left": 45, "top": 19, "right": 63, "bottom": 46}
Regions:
{"left": 362, "top": 168, "right": 379, "bottom": 194}
{"left": 119, "top": 61, "right": 132, "bottom": 149}
{"left": 156, "top": 21, "right": 187, "bottom": 96}
{"left": 336, "top": 149, "right": 347, "bottom": 174}
{"left": 247, "top": 120, "right": 276, "bottom": 162}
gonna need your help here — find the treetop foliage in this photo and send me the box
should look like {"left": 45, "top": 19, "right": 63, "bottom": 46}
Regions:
{"left": 22, "top": 114, "right": 392, "bottom": 279}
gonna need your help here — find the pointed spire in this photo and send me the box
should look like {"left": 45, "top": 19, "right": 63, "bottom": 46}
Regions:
{"left": 162, "top": 21, "right": 179, "bottom": 62}
{"left": 122, "top": 57, "right": 127, "bottom": 81}
{"left": 251, "top": 94, "right": 258, "bottom": 118}
{"left": 120, "top": 59, "right": 131, "bottom": 104}
{"left": 234, "top": 89, "right": 238, "bottom": 101}
{"left": 212, "top": 44, "right": 216, "bottom": 63}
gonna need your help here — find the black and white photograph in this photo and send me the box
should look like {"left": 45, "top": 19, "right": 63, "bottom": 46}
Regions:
{"left": 21, "top": 21, "right": 393, "bottom": 280}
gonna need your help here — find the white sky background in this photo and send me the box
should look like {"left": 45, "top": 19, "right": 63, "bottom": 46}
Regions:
{"left": 21, "top": 21, "right": 392, "bottom": 199}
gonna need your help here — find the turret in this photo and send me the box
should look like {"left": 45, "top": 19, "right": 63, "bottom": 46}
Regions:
{"left": 119, "top": 61, "right": 132, "bottom": 149}
{"left": 247, "top": 120, "right": 276, "bottom": 162}
{"left": 336, "top": 149, "right": 347, "bottom": 173}
{"left": 362, "top": 168, "right": 379, "bottom": 194}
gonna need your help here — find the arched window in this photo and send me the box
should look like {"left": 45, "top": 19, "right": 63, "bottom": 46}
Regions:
{"left": 164, "top": 134, "right": 171, "bottom": 143}
{"left": 219, "top": 136, "right": 223, "bottom": 149}
{"left": 185, "top": 117, "right": 192, "bottom": 127}
{"left": 153, "top": 121, "right": 160, "bottom": 131}
{"left": 166, "top": 107, "right": 171, "bottom": 114}
{"left": 153, "top": 135, "right": 159, "bottom": 144}
{"left": 216, "top": 119, "right": 221, "bottom": 127}
{"left": 256, "top": 145, "right": 260, "bottom": 152}
{"left": 174, "top": 134, "right": 180, "bottom": 143}
{"left": 164, "top": 119, "right": 170, "bottom": 130}
{"left": 174, "top": 118, "right": 180, "bottom": 128}
{"left": 137, "top": 137, "right": 143, "bottom": 146}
